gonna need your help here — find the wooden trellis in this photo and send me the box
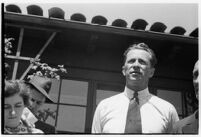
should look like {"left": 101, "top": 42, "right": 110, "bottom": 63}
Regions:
{"left": 5, "top": 24, "right": 57, "bottom": 80}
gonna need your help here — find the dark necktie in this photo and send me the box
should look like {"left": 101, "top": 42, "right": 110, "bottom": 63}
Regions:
{"left": 124, "top": 92, "right": 142, "bottom": 133}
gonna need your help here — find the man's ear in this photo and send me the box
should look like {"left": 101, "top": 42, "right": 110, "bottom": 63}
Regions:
{"left": 122, "top": 66, "right": 126, "bottom": 76}
{"left": 149, "top": 67, "right": 155, "bottom": 78}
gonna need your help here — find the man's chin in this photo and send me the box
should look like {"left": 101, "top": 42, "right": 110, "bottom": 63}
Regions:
{"left": 129, "top": 76, "right": 141, "bottom": 81}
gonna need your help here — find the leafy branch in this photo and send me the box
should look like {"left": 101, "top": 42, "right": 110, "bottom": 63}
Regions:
{"left": 37, "top": 108, "right": 56, "bottom": 122}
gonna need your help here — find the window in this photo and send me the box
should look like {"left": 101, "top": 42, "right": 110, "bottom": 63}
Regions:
{"left": 57, "top": 105, "right": 86, "bottom": 132}
{"left": 59, "top": 79, "right": 88, "bottom": 105}
{"left": 56, "top": 79, "right": 89, "bottom": 132}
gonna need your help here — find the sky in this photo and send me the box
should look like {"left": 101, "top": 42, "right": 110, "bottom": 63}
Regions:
{"left": 3, "top": 0, "right": 199, "bottom": 35}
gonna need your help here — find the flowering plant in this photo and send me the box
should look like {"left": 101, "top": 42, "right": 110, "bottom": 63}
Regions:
{"left": 5, "top": 37, "right": 14, "bottom": 79}
{"left": 37, "top": 108, "right": 56, "bottom": 122}
{"left": 5, "top": 37, "right": 14, "bottom": 56}
{"left": 27, "top": 60, "right": 67, "bottom": 80}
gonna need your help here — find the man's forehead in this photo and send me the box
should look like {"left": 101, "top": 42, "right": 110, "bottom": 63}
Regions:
{"left": 127, "top": 49, "right": 151, "bottom": 56}
{"left": 126, "top": 49, "right": 152, "bottom": 61}
{"left": 193, "top": 61, "right": 198, "bottom": 72}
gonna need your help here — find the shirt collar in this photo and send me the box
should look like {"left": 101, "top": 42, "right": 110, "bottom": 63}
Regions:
{"left": 195, "top": 110, "right": 198, "bottom": 119}
{"left": 124, "top": 86, "right": 150, "bottom": 101}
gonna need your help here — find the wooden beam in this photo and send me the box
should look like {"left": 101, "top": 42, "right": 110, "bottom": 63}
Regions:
{"left": 5, "top": 55, "right": 39, "bottom": 61}
{"left": 36, "top": 32, "right": 57, "bottom": 59}
{"left": 12, "top": 28, "right": 24, "bottom": 80}
{"left": 20, "top": 32, "right": 57, "bottom": 80}
{"left": 5, "top": 23, "right": 60, "bottom": 32}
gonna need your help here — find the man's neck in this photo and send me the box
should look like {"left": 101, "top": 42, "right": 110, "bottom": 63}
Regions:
{"left": 126, "top": 84, "right": 147, "bottom": 92}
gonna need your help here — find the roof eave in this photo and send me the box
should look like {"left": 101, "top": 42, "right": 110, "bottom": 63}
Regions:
{"left": 4, "top": 12, "right": 198, "bottom": 45}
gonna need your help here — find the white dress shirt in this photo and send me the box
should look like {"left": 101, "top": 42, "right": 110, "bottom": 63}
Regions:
{"left": 22, "top": 107, "right": 38, "bottom": 127}
{"left": 92, "top": 87, "right": 179, "bottom": 133}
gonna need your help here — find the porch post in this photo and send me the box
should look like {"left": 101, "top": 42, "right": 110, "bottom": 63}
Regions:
{"left": 12, "top": 28, "right": 24, "bottom": 80}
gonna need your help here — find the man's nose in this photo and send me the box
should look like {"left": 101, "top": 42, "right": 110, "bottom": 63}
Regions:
{"left": 193, "top": 78, "right": 198, "bottom": 84}
{"left": 132, "top": 60, "right": 140, "bottom": 68}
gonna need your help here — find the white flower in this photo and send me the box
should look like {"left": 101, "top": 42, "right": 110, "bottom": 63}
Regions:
{"left": 36, "top": 71, "right": 43, "bottom": 76}
{"left": 58, "top": 65, "right": 64, "bottom": 68}
{"left": 32, "top": 65, "right": 38, "bottom": 70}
{"left": 60, "top": 68, "right": 67, "bottom": 73}
{"left": 27, "top": 75, "right": 34, "bottom": 80}
{"left": 55, "top": 75, "right": 60, "bottom": 80}
{"left": 27, "top": 61, "right": 67, "bottom": 79}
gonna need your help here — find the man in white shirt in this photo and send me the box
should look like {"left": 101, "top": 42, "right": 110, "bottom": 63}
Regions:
{"left": 91, "top": 43, "right": 179, "bottom": 133}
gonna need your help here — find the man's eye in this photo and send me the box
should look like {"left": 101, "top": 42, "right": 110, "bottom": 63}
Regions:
{"left": 15, "top": 105, "right": 22, "bottom": 108}
{"left": 139, "top": 59, "right": 146, "bottom": 65}
{"left": 193, "top": 71, "right": 198, "bottom": 79}
{"left": 15, "top": 103, "right": 23, "bottom": 108}
{"left": 128, "top": 59, "right": 135, "bottom": 64}
{"left": 4, "top": 105, "right": 10, "bottom": 109}
{"left": 37, "top": 102, "right": 42, "bottom": 105}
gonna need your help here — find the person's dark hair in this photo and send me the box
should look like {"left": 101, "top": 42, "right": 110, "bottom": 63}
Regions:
{"left": 123, "top": 43, "right": 157, "bottom": 67}
{"left": 4, "top": 80, "right": 31, "bottom": 107}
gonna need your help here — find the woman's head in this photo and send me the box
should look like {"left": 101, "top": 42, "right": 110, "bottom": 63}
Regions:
{"left": 4, "top": 80, "right": 30, "bottom": 128}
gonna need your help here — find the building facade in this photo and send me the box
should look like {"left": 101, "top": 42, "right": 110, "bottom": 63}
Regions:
{"left": 3, "top": 4, "right": 198, "bottom": 133}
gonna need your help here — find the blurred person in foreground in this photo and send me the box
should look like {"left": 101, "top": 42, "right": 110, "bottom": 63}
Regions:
{"left": 173, "top": 60, "right": 199, "bottom": 134}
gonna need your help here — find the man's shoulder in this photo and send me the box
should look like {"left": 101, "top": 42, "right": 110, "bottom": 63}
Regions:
{"left": 151, "top": 94, "right": 175, "bottom": 108}
{"left": 175, "top": 113, "right": 196, "bottom": 127}
{"left": 173, "top": 113, "right": 198, "bottom": 133}
{"left": 31, "top": 127, "right": 44, "bottom": 134}
{"left": 99, "top": 92, "right": 123, "bottom": 105}
{"left": 35, "top": 120, "right": 55, "bottom": 128}
{"left": 35, "top": 120, "right": 56, "bottom": 133}
{"left": 149, "top": 94, "right": 178, "bottom": 116}
{"left": 97, "top": 92, "right": 124, "bottom": 110}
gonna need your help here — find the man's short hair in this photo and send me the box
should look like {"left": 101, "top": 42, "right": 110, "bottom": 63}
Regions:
{"left": 123, "top": 43, "right": 157, "bottom": 67}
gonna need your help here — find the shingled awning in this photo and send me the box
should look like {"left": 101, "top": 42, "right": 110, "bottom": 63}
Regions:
{"left": 4, "top": 4, "right": 198, "bottom": 44}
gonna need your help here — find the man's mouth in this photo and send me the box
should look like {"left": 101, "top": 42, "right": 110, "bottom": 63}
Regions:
{"left": 130, "top": 71, "right": 141, "bottom": 75}
{"left": 8, "top": 117, "right": 17, "bottom": 119}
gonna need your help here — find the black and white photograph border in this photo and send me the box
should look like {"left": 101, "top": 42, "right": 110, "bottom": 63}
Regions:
{"left": 1, "top": 0, "right": 200, "bottom": 136}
